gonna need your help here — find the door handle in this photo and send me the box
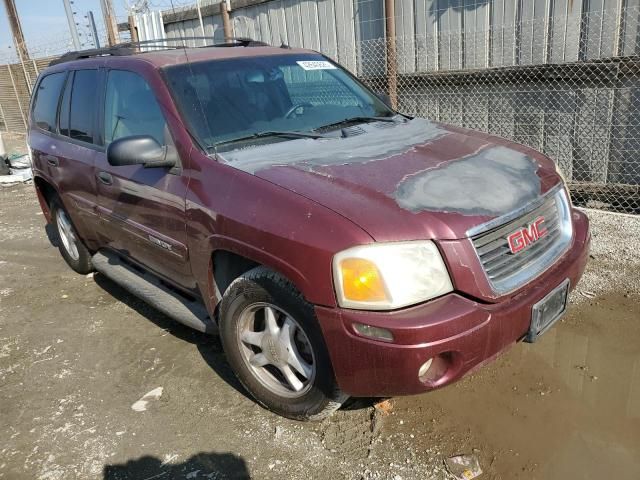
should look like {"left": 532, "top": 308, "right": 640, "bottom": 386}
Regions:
{"left": 43, "top": 154, "right": 59, "bottom": 167}
{"left": 97, "top": 171, "right": 113, "bottom": 186}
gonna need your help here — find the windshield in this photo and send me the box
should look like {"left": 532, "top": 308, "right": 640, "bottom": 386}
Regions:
{"left": 163, "top": 53, "right": 393, "bottom": 151}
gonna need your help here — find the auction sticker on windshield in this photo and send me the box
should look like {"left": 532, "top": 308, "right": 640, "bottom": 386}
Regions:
{"left": 296, "top": 60, "right": 336, "bottom": 70}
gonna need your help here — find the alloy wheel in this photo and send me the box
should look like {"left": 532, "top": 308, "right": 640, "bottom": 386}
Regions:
{"left": 56, "top": 209, "right": 80, "bottom": 261}
{"left": 236, "top": 302, "right": 316, "bottom": 398}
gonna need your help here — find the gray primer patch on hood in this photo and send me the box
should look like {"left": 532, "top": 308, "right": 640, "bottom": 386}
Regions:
{"left": 220, "top": 118, "right": 445, "bottom": 174}
{"left": 394, "top": 145, "right": 541, "bottom": 216}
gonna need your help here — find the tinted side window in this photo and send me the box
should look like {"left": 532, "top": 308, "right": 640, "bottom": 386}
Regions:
{"left": 60, "top": 69, "right": 98, "bottom": 144}
{"left": 32, "top": 72, "right": 66, "bottom": 132}
{"left": 104, "top": 70, "right": 167, "bottom": 146}
{"left": 58, "top": 72, "right": 72, "bottom": 137}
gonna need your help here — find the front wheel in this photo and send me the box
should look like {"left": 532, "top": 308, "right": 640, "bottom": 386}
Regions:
{"left": 219, "top": 266, "right": 347, "bottom": 421}
{"left": 51, "top": 197, "right": 93, "bottom": 274}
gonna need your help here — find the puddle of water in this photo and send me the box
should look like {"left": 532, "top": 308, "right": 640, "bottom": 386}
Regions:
{"left": 397, "top": 293, "right": 640, "bottom": 479}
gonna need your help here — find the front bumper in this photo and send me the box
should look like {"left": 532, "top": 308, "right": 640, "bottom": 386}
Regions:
{"left": 315, "top": 210, "right": 590, "bottom": 397}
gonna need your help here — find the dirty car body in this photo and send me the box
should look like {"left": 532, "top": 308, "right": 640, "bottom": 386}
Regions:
{"left": 28, "top": 43, "right": 590, "bottom": 418}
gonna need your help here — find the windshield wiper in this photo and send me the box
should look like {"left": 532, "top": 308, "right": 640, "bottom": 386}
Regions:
{"left": 211, "top": 130, "right": 327, "bottom": 150}
{"left": 314, "top": 115, "right": 397, "bottom": 131}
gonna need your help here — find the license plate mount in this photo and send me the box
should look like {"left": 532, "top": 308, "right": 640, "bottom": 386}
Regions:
{"left": 525, "top": 279, "right": 570, "bottom": 343}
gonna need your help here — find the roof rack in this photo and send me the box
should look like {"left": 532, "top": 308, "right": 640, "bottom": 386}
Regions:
{"left": 49, "top": 37, "right": 270, "bottom": 66}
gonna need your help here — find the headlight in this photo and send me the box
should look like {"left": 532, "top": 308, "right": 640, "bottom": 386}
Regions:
{"left": 332, "top": 241, "right": 453, "bottom": 310}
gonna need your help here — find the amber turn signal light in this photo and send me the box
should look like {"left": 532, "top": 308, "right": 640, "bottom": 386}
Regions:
{"left": 339, "top": 258, "right": 389, "bottom": 303}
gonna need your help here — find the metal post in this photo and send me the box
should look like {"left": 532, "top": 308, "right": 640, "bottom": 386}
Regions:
{"left": 100, "top": 0, "right": 120, "bottom": 46}
{"left": 196, "top": 0, "right": 206, "bottom": 45}
{"left": 2, "top": 0, "right": 29, "bottom": 60}
{"left": 62, "top": 0, "right": 81, "bottom": 50}
{"left": 7, "top": 64, "right": 27, "bottom": 131}
{"left": 485, "top": 1, "right": 491, "bottom": 68}
{"left": 384, "top": 0, "right": 398, "bottom": 109}
{"left": 543, "top": 0, "right": 551, "bottom": 63}
{"left": 87, "top": 11, "right": 101, "bottom": 48}
{"left": 221, "top": 1, "right": 233, "bottom": 43}
{"left": 614, "top": 0, "right": 626, "bottom": 57}
{"left": 128, "top": 14, "right": 139, "bottom": 48}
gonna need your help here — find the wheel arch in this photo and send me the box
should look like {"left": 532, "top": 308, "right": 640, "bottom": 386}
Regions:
{"left": 205, "top": 237, "right": 331, "bottom": 316}
{"left": 33, "top": 175, "right": 59, "bottom": 223}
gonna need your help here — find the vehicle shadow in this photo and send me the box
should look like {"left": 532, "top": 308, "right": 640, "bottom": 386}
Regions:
{"left": 103, "top": 451, "right": 250, "bottom": 479}
{"left": 93, "top": 272, "right": 378, "bottom": 415}
{"left": 92, "top": 273, "right": 252, "bottom": 402}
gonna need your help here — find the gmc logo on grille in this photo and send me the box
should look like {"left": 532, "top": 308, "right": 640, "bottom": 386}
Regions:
{"left": 507, "top": 216, "right": 548, "bottom": 254}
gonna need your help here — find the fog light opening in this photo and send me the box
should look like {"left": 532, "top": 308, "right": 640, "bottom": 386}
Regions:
{"left": 353, "top": 323, "right": 394, "bottom": 342}
{"left": 418, "top": 352, "right": 454, "bottom": 385}
{"left": 418, "top": 358, "right": 434, "bottom": 381}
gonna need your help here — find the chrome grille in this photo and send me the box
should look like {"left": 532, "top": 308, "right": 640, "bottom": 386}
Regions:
{"left": 471, "top": 187, "right": 573, "bottom": 294}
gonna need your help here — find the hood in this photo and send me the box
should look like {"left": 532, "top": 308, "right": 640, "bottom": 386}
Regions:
{"left": 219, "top": 118, "right": 561, "bottom": 241}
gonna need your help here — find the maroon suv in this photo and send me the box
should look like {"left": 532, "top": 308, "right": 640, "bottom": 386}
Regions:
{"left": 28, "top": 41, "right": 590, "bottom": 420}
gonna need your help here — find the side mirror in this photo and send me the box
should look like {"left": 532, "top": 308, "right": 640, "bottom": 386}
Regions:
{"left": 107, "top": 135, "right": 177, "bottom": 168}
{"left": 375, "top": 92, "right": 392, "bottom": 108}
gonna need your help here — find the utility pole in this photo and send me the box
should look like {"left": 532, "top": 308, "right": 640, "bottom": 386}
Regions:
{"left": 2, "top": 0, "right": 29, "bottom": 60}
{"left": 128, "top": 14, "right": 139, "bottom": 49}
{"left": 220, "top": 1, "right": 232, "bottom": 43}
{"left": 62, "top": 0, "right": 81, "bottom": 50}
{"left": 100, "top": 0, "right": 120, "bottom": 46}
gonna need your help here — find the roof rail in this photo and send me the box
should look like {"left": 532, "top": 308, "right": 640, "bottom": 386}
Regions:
{"left": 48, "top": 37, "right": 270, "bottom": 66}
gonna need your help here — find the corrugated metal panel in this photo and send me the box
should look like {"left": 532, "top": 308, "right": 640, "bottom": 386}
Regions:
{"left": 160, "top": 0, "right": 632, "bottom": 74}
{"left": 135, "top": 11, "right": 167, "bottom": 48}
{"left": 491, "top": 0, "right": 518, "bottom": 67}
{"left": 415, "top": 0, "right": 439, "bottom": 72}
{"left": 395, "top": 0, "right": 416, "bottom": 74}
{"left": 166, "top": 11, "right": 225, "bottom": 46}
{"left": 438, "top": 0, "right": 464, "bottom": 71}
{"left": 518, "top": 0, "right": 547, "bottom": 65}
{"left": 622, "top": 0, "right": 640, "bottom": 56}
{"left": 549, "top": 0, "right": 582, "bottom": 63}
{"left": 227, "top": 0, "right": 357, "bottom": 72}
{"left": 354, "top": 0, "right": 384, "bottom": 76}
{"left": 317, "top": 0, "right": 340, "bottom": 59}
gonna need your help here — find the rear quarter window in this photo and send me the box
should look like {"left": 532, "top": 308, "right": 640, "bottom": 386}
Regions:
{"left": 31, "top": 72, "right": 66, "bottom": 133}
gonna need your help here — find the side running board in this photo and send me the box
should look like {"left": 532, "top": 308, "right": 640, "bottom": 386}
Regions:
{"left": 92, "top": 250, "right": 216, "bottom": 334}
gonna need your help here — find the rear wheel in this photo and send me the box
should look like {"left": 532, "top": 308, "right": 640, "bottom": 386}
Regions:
{"left": 51, "top": 198, "right": 93, "bottom": 274}
{"left": 219, "top": 266, "right": 347, "bottom": 421}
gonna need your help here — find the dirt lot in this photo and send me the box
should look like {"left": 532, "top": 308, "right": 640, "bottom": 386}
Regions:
{"left": 1, "top": 177, "right": 639, "bottom": 480}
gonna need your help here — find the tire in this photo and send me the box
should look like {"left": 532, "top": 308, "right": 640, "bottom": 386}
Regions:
{"left": 219, "top": 266, "right": 348, "bottom": 421}
{"left": 50, "top": 197, "right": 93, "bottom": 275}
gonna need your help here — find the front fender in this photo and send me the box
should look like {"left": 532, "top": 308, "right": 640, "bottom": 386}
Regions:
{"left": 185, "top": 157, "right": 373, "bottom": 315}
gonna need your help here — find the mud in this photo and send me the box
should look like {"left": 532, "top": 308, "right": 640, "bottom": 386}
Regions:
{"left": 1, "top": 183, "right": 639, "bottom": 480}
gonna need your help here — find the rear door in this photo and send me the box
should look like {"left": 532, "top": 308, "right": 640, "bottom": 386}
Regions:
{"left": 29, "top": 69, "right": 101, "bottom": 245}
{"left": 94, "top": 68, "right": 193, "bottom": 289}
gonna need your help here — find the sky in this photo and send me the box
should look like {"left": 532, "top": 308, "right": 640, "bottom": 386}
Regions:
{"left": 0, "top": 0, "right": 130, "bottom": 61}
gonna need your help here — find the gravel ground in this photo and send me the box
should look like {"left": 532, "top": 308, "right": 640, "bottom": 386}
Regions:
{"left": 1, "top": 182, "right": 639, "bottom": 480}
{"left": 572, "top": 209, "right": 640, "bottom": 299}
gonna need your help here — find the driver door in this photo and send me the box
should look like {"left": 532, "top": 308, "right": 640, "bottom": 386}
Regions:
{"left": 94, "top": 68, "right": 193, "bottom": 289}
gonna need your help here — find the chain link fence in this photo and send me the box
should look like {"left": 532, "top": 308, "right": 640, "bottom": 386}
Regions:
{"left": 1, "top": 0, "right": 639, "bottom": 213}
{"left": 354, "top": 4, "right": 640, "bottom": 214}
